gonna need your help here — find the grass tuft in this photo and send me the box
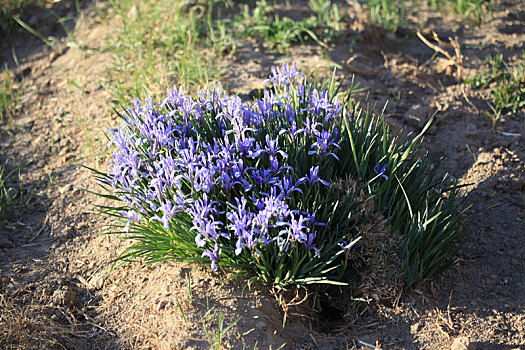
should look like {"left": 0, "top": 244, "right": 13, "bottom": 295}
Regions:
{"left": 0, "top": 0, "right": 49, "bottom": 36}
{"left": 105, "top": 0, "right": 227, "bottom": 105}
{"left": 431, "top": 0, "right": 491, "bottom": 25}
{"left": 365, "top": 0, "right": 406, "bottom": 33}
{"left": 467, "top": 52, "right": 525, "bottom": 127}
{"left": 0, "top": 64, "right": 19, "bottom": 121}
{"left": 0, "top": 159, "right": 25, "bottom": 218}
{"left": 234, "top": 0, "right": 342, "bottom": 53}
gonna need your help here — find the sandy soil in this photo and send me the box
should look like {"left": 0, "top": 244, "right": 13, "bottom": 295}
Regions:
{"left": 0, "top": 0, "right": 524, "bottom": 349}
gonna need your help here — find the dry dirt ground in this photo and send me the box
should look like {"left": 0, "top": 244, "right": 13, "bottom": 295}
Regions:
{"left": 0, "top": 0, "right": 524, "bottom": 349}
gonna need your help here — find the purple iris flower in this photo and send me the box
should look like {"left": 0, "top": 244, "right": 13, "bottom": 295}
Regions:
{"left": 303, "top": 117, "right": 321, "bottom": 137}
{"left": 309, "top": 130, "right": 340, "bottom": 160}
{"left": 265, "top": 61, "right": 304, "bottom": 87}
{"left": 280, "top": 214, "right": 309, "bottom": 245}
{"left": 193, "top": 168, "right": 215, "bottom": 193}
{"left": 305, "top": 232, "right": 319, "bottom": 256}
{"left": 374, "top": 163, "right": 389, "bottom": 180}
{"left": 277, "top": 175, "right": 303, "bottom": 197}
{"left": 338, "top": 239, "right": 358, "bottom": 252}
{"left": 192, "top": 218, "right": 226, "bottom": 247}
{"left": 151, "top": 201, "right": 179, "bottom": 230}
{"left": 264, "top": 134, "right": 287, "bottom": 158}
{"left": 298, "top": 166, "right": 329, "bottom": 187}
{"left": 202, "top": 244, "right": 221, "bottom": 271}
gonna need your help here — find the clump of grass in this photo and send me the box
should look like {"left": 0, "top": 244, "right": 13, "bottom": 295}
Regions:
{"left": 0, "top": 64, "right": 19, "bottom": 121}
{"left": 361, "top": 0, "right": 490, "bottom": 32}
{"left": 0, "top": 0, "right": 49, "bottom": 36}
{"left": 202, "top": 310, "right": 240, "bottom": 350}
{"left": 467, "top": 52, "right": 525, "bottom": 127}
{"left": 363, "top": 0, "right": 406, "bottom": 33}
{"left": 428, "top": 0, "right": 491, "bottom": 25}
{"left": 0, "top": 159, "right": 25, "bottom": 217}
{"left": 343, "top": 99, "right": 469, "bottom": 289}
{"left": 95, "top": 63, "right": 468, "bottom": 294}
{"left": 234, "top": 0, "right": 342, "bottom": 53}
{"left": 105, "top": 0, "right": 229, "bottom": 105}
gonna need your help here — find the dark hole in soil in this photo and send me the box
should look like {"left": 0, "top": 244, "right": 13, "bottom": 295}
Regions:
{"left": 315, "top": 293, "right": 346, "bottom": 332}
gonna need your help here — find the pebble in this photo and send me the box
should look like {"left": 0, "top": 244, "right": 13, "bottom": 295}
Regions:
{"left": 59, "top": 184, "right": 74, "bottom": 195}
{"left": 127, "top": 5, "right": 140, "bottom": 21}
{"left": 88, "top": 272, "right": 107, "bottom": 289}
{"left": 156, "top": 300, "right": 168, "bottom": 312}
{"left": 410, "top": 322, "right": 420, "bottom": 333}
{"left": 450, "top": 336, "right": 475, "bottom": 350}
{"left": 255, "top": 321, "right": 265, "bottom": 329}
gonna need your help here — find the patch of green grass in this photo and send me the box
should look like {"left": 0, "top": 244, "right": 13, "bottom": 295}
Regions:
{"left": 5, "top": 0, "right": 89, "bottom": 55}
{"left": 429, "top": 0, "right": 491, "bottom": 25}
{"left": 0, "top": 0, "right": 49, "bottom": 36}
{"left": 363, "top": 0, "right": 406, "bottom": 33}
{"left": 234, "top": 0, "right": 342, "bottom": 53}
{"left": 105, "top": 0, "right": 229, "bottom": 105}
{"left": 360, "top": 0, "right": 490, "bottom": 32}
{"left": 202, "top": 309, "right": 240, "bottom": 350}
{"left": 0, "top": 159, "right": 25, "bottom": 217}
{"left": 0, "top": 64, "right": 19, "bottom": 121}
{"left": 467, "top": 52, "right": 525, "bottom": 127}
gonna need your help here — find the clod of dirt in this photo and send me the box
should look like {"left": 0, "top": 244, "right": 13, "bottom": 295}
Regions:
{"left": 59, "top": 184, "right": 74, "bottom": 195}
{"left": 52, "top": 286, "right": 78, "bottom": 307}
{"left": 156, "top": 300, "right": 168, "bottom": 312}
{"left": 450, "top": 336, "right": 475, "bottom": 350}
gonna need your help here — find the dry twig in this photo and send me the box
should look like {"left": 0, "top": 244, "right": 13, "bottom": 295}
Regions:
{"left": 417, "top": 31, "right": 463, "bottom": 78}
{"left": 460, "top": 84, "right": 481, "bottom": 114}
{"left": 29, "top": 211, "right": 50, "bottom": 243}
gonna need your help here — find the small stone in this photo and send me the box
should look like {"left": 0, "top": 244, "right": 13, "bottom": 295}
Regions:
{"left": 168, "top": 338, "right": 190, "bottom": 350}
{"left": 59, "top": 184, "right": 74, "bottom": 195}
{"left": 127, "top": 5, "right": 140, "bottom": 21}
{"left": 15, "top": 113, "right": 32, "bottom": 126}
{"left": 410, "top": 322, "right": 420, "bottom": 333}
{"left": 156, "top": 300, "right": 168, "bottom": 312}
{"left": 386, "top": 32, "right": 396, "bottom": 41}
{"left": 88, "top": 272, "right": 107, "bottom": 289}
{"left": 28, "top": 15, "right": 38, "bottom": 26}
{"left": 450, "top": 336, "right": 475, "bottom": 350}
{"left": 77, "top": 275, "right": 89, "bottom": 288}
{"left": 255, "top": 321, "right": 265, "bottom": 329}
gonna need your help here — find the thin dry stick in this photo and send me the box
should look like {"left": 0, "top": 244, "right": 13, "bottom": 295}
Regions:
{"left": 460, "top": 83, "right": 481, "bottom": 114}
{"left": 435, "top": 317, "right": 451, "bottom": 339}
{"left": 417, "top": 31, "right": 463, "bottom": 78}
{"left": 346, "top": 54, "right": 379, "bottom": 75}
{"left": 446, "top": 290, "right": 454, "bottom": 329}
{"left": 355, "top": 338, "right": 382, "bottom": 349}
{"left": 29, "top": 211, "right": 50, "bottom": 243}
{"left": 272, "top": 287, "right": 309, "bottom": 321}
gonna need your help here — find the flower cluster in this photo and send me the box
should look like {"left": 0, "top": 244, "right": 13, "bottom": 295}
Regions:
{"left": 105, "top": 62, "right": 364, "bottom": 279}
